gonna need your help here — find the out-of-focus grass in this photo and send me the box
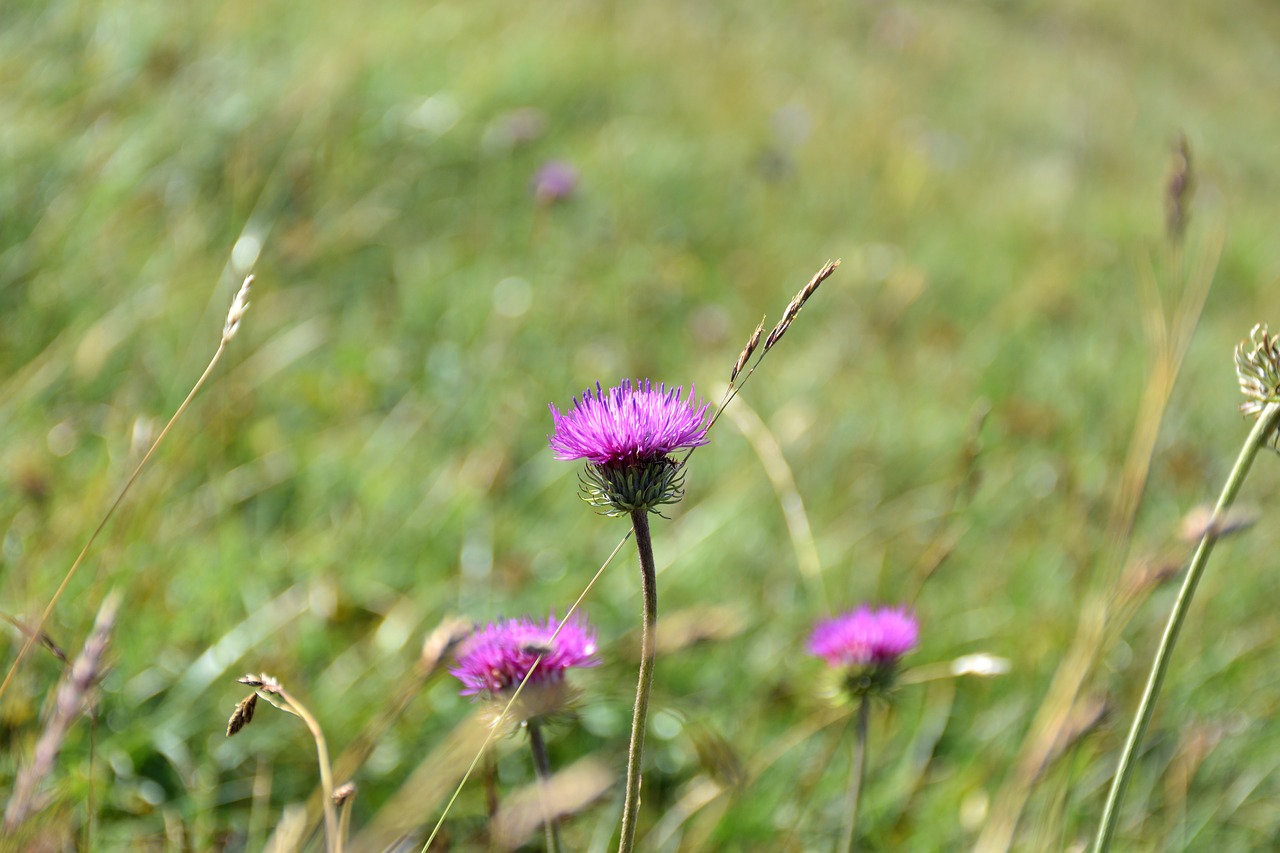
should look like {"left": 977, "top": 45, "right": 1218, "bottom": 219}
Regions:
{"left": 3, "top": 0, "right": 1280, "bottom": 849}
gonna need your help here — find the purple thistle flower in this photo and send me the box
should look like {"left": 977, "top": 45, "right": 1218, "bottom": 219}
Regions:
{"left": 533, "top": 160, "right": 579, "bottom": 204}
{"left": 549, "top": 380, "right": 710, "bottom": 466}
{"left": 450, "top": 614, "right": 599, "bottom": 698}
{"left": 808, "top": 606, "right": 918, "bottom": 669}
{"left": 549, "top": 380, "right": 712, "bottom": 514}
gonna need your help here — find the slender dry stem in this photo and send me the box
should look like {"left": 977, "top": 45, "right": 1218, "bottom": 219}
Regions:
{"left": 699, "top": 260, "right": 840, "bottom": 443}
{"left": 0, "top": 275, "right": 254, "bottom": 706}
{"left": 238, "top": 674, "right": 340, "bottom": 853}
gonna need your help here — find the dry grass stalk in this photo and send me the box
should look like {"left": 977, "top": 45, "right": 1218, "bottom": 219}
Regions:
{"left": 701, "top": 260, "right": 841, "bottom": 445}
{"left": 4, "top": 591, "right": 120, "bottom": 832}
{"left": 282, "top": 616, "right": 470, "bottom": 850}
{"left": 764, "top": 259, "right": 840, "bottom": 350}
{"left": 730, "top": 317, "right": 766, "bottom": 382}
{"left": 233, "top": 672, "right": 342, "bottom": 853}
{"left": 0, "top": 273, "right": 257, "bottom": 706}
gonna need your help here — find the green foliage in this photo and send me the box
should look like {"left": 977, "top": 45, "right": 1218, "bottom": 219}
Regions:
{"left": 4, "top": 0, "right": 1280, "bottom": 849}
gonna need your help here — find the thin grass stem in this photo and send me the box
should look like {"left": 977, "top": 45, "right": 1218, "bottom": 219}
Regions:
{"left": 1093, "top": 401, "right": 1280, "bottom": 853}
{"left": 0, "top": 275, "right": 253, "bottom": 706}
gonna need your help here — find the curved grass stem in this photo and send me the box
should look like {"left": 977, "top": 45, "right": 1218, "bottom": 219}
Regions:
{"left": 1093, "top": 401, "right": 1280, "bottom": 852}
{"left": 282, "top": 690, "right": 341, "bottom": 853}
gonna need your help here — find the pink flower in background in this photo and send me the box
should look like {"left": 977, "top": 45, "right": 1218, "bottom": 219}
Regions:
{"left": 533, "top": 160, "right": 579, "bottom": 204}
{"left": 450, "top": 613, "right": 598, "bottom": 698}
{"left": 808, "top": 606, "right": 918, "bottom": 669}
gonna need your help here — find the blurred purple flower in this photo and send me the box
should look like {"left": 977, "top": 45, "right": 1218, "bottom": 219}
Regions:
{"left": 549, "top": 380, "right": 710, "bottom": 466}
{"left": 808, "top": 606, "right": 918, "bottom": 669}
{"left": 450, "top": 613, "right": 598, "bottom": 698}
{"left": 533, "top": 160, "right": 579, "bottom": 204}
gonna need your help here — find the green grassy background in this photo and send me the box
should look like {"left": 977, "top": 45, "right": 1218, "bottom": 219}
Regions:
{"left": 4, "top": 0, "right": 1280, "bottom": 849}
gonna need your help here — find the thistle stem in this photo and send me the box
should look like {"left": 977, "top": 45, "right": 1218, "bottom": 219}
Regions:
{"left": 838, "top": 696, "right": 871, "bottom": 853}
{"left": 1093, "top": 401, "right": 1280, "bottom": 853}
{"left": 527, "top": 718, "right": 562, "bottom": 853}
{"left": 619, "top": 509, "right": 658, "bottom": 853}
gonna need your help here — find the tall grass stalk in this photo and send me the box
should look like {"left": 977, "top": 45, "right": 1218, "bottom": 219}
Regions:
{"left": 1093, "top": 399, "right": 1280, "bottom": 852}
{"left": 0, "top": 275, "right": 254, "bottom": 706}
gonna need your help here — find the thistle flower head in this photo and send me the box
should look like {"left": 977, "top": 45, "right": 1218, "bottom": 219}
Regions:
{"left": 809, "top": 605, "right": 918, "bottom": 698}
{"left": 533, "top": 160, "right": 579, "bottom": 204}
{"left": 450, "top": 613, "right": 599, "bottom": 704}
{"left": 1236, "top": 323, "right": 1280, "bottom": 419}
{"left": 549, "top": 379, "right": 711, "bottom": 514}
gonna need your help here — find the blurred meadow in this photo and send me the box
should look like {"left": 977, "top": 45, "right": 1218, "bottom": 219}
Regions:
{"left": 4, "top": 0, "right": 1280, "bottom": 850}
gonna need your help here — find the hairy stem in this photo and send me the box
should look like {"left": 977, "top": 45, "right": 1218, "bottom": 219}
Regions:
{"left": 619, "top": 509, "right": 658, "bottom": 853}
{"left": 1093, "top": 401, "right": 1280, "bottom": 852}
{"left": 838, "top": 696, "right": 870, "bottom": 853}
{"left": 527, "top": 718, "right": 562, "bottom": 853}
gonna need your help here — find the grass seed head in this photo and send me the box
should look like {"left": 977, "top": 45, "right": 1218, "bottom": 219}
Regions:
{"left": 764, "top": 259, "right": 839, "bottom": 351}
{"left": 731, "top": 316, "right": 766, "bottom": 382}
{"left": 222, "top": 274, "right": 254, "bottom": 344}
{"left": 226, "top": 693, "right": 258, "bottom": 737}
